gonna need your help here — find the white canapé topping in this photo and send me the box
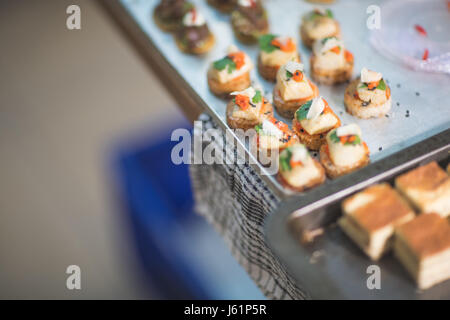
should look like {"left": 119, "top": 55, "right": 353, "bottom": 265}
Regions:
{"left": 313, "top": 37, "right": 343, "bottom": 54}
{"left": 336, "top": 124, "right": 362, "bottom": 137}
{"left": 238, "top": 0, "right": 255, "bottom": 7}
{"left": 262, "top": 120, "right": 283, "bottom": 139}
{"left": 360, "top": 67, "right": 382, "bottom": 83}
{"left": 227, "top": 44, "right": 239, "bottom": 54}
{"left": 285, "top": 61, "right": 304, "bottom": 74}
{"left": 290, "top": 144, "right": 309, "bottom": 163}
{"left": 183, "top": 9, "right": 206, "bottom": 27}
{"left": 274, "top": 36, "right": 292, "bottom": 47}
{"left": 230, "top": 87, "right": 256, "bottom": 99}
{"left": 307, "top": 97, "right": 325, "bottom": 120}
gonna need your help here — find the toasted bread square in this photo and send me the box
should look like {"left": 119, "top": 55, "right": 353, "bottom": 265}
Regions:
{"left": 394, "top": 213, "right": 450, "bottom": 289}
{"left": 395, "top": 161, "right": 450, "bottom": 217}
{"left": 339, "top": 183, "right": 415, "bottom": 260}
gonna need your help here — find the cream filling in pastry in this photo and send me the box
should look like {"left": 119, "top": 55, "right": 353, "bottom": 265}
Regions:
{"left": 276, "top": 65, "right": 313, "bottom": 101}
{"left": 260, "top": 48, "right": 298, "bottom": 67}
{"left": 356, "top": 86, "right": 387, "bottom": 104}
{"left": 327, "top": 125, "right": 366, "bottom": 167}
{"left": 210, "top": 54, "right": 252, "bottom": 84}
{"left": 230, "top": 87, "right": 263, "bottom": 120}
{"left": 361, "top": 68, "right": 382, "bottom": 83}
{"left": 280, "top": 157, "right": 321, "bottom": 188}
{"left": 300, "top": 113, "right": 338, "bottom": 135}
{"left": 303, "top": 17, "right": 337, "bottom": 39}
{"left": 259, "top": 135, "right": 282, "bottom": 150}
{"left": 312, "top": 38, "right": 345, "bottom": 70}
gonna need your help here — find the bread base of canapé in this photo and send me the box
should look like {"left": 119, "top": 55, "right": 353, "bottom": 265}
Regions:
{"left": 207, "top": 71, "right": 251, "bottom": 98}
{"left": 319, "top": 144, "right": 370, "bottom": 179}
{"left": 273, "top": 82, "right": 319, "bottom": 118}
{"left": 310, "top": 55, "right": 353, "bottom": 85}
{"left": 153, "top": 10, "right": 182, "bottom": 32}
{"left": 277, "top": 159, "right": 325, "bottom": 192}
{"left": 226, "top": 100, "right": 274, "bottom": 131}
{"left": 175, "top": 33, "right": 215, "bottom": 55}
{"left": 257, "top": 54, "right": 302, "bottom": 82}
{"left": 207, "top": 0, "right": 236, "bottom": 13}
{"left": 344, "top": 79, "right": 391, "bottom": 119}
{"left": 257, "top": 135, "right": 299, "bottom": 167}
{"left": 231, "top": 11, "right": 269, "bottom": 44}
{"left": 292, "top": 118, "right": 331, "bottom": 151}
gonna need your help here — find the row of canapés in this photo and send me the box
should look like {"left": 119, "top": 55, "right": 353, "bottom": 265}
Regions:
{"left": 154, "top": 0, "right": 392, "bottom": 191}
{"left": 153, "top": 0, "right": 340, "bottom": 54}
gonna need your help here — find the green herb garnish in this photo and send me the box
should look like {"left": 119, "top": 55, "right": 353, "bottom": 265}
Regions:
{"left": 286, "top": 70, "right": 293, "bottom": 80}
{"left": 351, "top": 135, "right": 361, "bottom": 145}
{"left": 321, "top": 36, "right": 336, "bottom": 44}
{"left": 358, "top": 83, "right": 368, "bottom": 89}
{"left": 295, "top": 100, "right": 313, "bottom": 121}
{"left": 329, "top": 130, "right": 340, "bottom": 143}
{"left": 279, "top": 148, "right": 292, "bottom": 172}
{"left": 252, "top": 90, "right": 262, "bottom": 104}
{"left": 377, "top": 78, "right": 386, "bottom": 90}
{"left": 326, "top": 9, "right": 333, "bottom": 18}
{"left": 329, "top": 130, "right": 361, "bottom": 145}
{"left": 255, "top": 124, "right": 262, "bottom": 134}
{"left": 213, "top": 56, "right": 236, "bottom": 74}
{"left": 259, "top": 34, "right": 277, "bottom": 53}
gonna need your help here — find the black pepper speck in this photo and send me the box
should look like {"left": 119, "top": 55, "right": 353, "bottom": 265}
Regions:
{"left": 396, "top": 102, "right": 400, "bottom": 106}
{"left": 416, "top": 92, "right": 420, "bottom": 96}
{"left": 379, "top": 147, "right": 382, "bottom": 151}
{"left": 397, "top": 84, "right": 401, "bottom": 88}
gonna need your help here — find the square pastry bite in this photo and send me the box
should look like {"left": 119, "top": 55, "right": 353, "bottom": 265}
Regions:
{"left": 395, "top": 161, "right": 450, "bottom": 218}
{"left": 394, "top": 213, "right": 450, "bottom": 290}
{"left": 339, "top": 183, "right": 415, "bottom": 260}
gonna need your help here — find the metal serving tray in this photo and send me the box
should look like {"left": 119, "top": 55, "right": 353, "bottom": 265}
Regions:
{"left": 266, "top": 130, "right": 450, "bottom": 299}
{"left": 113, "top": 0, "right": 450, "bottom": 198}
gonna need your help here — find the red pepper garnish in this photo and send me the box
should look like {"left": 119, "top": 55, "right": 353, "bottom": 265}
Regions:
{"left": 363, "top": 142, "right": 369, "bottom": 154}
{"left": 329, "top": 46, "right": 341, "bottom": 54}
{"left": 269, "top": 117, "right": 289, "bottom": 133}
{"left": 292, "top": 70, "right": 303, "bottom": 82}
{"left": 322, "top": 99, "right": 332, "bottom": 114}
{"left": 386, "top": 86, "right": 391, "bottom": 99}
{"left": 235, "top": 94, "right": 250, "bottom": 110}
{"left": 367, "top": 81, "right": 379, "bottom": 90}
{"left": 324, "top": 144, "right": 330, "bottom": 157}
{"left": 422, "top": 48, "right": 429, "bottom": 61}
{"left": 344, "top": 50, "right": 353, "bottom": 63}
{"left": 339, "top": 135, "right": 355, "bottom": 144}
{"left": 271, "top": 38, "right": 295, "bottom": 52}
{"left": 290, "top": 159, "right": 303, "bottom": 168}
{"left": 414, "top": 24, "right": 427, "bottom": 37}
{"left": 228, "top": 52, "right": 245, "bottom": 69}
